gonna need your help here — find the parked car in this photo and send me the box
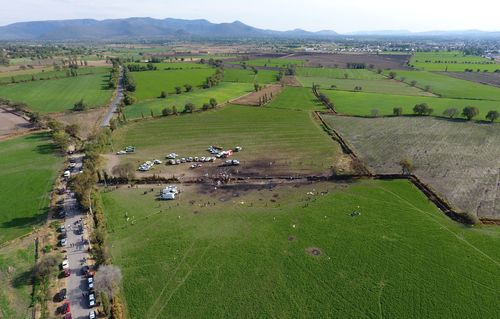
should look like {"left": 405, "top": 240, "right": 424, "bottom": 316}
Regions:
{"left": 89, "top": 311, "right": 96, "bottom": 319}
{"left": 81, "top": 265, "right": 90, "bottom": 275}
{"left": 59, "top": 238, "right": 67, "bottom": 247}
{"left": 56, "top": 288, "right": 67, "bottom": 301}
{"left": 88, "top": 293, "right": 96, "bottom": 307}
{"left": 63, "top": 314, "right": 72, "bottom": 319}
{"left": 58, "top": 302, "right": 70, "bottom": 314}
{"left": 87, "top": 276, "right": 94, "bottom": 289}
{"left": 63, "top": 269, "right": 71, "bottom": 277}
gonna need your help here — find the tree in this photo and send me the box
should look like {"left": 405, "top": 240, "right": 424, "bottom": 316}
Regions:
{"left": 159, "top": 91, "right": 167, "bottom": 98}
{"left": 112, "top": 163, "right": 135, "bottom": 180}
{"left": 443, "top": 108, "right": 459, "bottom": 119}
{"left": 94, "top": 265, "right": 122, "bottom": 298}
{"left": 393, "top": 107, "right": 403, "bottom": 116}
{"left": 52, "top": 130, "right": 71, "bottom": 151}
{"left": 73, "top": 99, "right": 87, "bottom": 111}
{"left": 172, "top": 106, "right": 178, "bottom": 115}
{"left": 65, "top": 124, "right": 80, "bottom": 137}
{"left": 370, "top": 109, "right": 380, "bottom": 118}
{"left": 413, "top": 103, "right": 433, "bottom": 116}
{"left": 410, "top": 80, "right": 417, "bottom": 86}
{"left": 175, "top": 86, "right": 182, "bottom": 94}
{"left": 101, "top": 292, "right": 111, "bottom": 316}
{"left": 209, "top": 98, "right": 218, "bottom": 108}
{"left": 424, "top": 85, "right": 431, "bottom": 92}
{"left": 184, "top": 102, "right": 195, "bottom": 113}
{"left": 485, "top": 110, "right": 499, "bottom": 123}
{"left": 254, "top": 83, "right": 261, "bottom": 92}
{"left": 388, "top": 71, "right": 397, "bottom": 79}
{"left": 34, "top": 255, "right": 60, "bottom": 280}
{"left": 123, "top": 93, "right": 135, "bottom": 106}
{"left": 462, "top": 106, "right": 479, "bottom": 120}
{"left": 202, "top": 103, "right": 211, "bottom": 111}
{"left": 184, "top": 84, "right": 193, "bottom": 92}
{"left": 399, "top": 158, "right": 414, "bottom": 175}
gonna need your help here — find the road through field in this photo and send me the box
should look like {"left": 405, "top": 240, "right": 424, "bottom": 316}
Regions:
{"left": 63, "top": 155, "right": 93, "bottom": 319}
{"left": 101, "top": 66, "right": 123, "bottom": 127}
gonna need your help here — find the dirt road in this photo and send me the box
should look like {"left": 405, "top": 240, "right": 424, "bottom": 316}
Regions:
{"left": 63, "top": 154, "right": 94, "bottom": 319}
{"left": 101, "top": 66, "right": 124, "bottom": 127}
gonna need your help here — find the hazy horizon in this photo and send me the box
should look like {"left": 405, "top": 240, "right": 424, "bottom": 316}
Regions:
{"left": 1, "top": 0, "right": 499, "bottom": 33}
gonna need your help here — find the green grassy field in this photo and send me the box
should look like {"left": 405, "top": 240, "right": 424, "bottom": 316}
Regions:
{"left": 322, "top": 90, "right": 500, "bottom": 119}
{"left": 124, "top": 82, "right": 253, "bottom": 119}
{"left": 0, "top": 74, "right": 113, "bottom": 113}
{"left": 296, "top": 67, "right": 383, "bottom": 79}
{"left": 266, "top": 86, "right": 324, "bottom": 111}
{"left": 131, "top": 68, "right": 215, "bottom": 101}
{"left": 0, "top": 66, "right": 110, "bottom": 85}
{"left": 0, "top": 243, "right": 35, "bottom": 319}
{"left": 102, "top": 179, "right": 500, "bottom": 318}
{"left": 0, "top": 133, "right": 62, "bottom": 244}
{"left": 223, "top": 69, "right": 278, "bottom": 84}
{"left": 115, "top": 104, "right": 339, "bottom": 174}
{"left": 298, "top": 77, "right": 430, "bottom": 96}
{"left": 410, "top": 51, "right": 500, "bottom": 72}
{"left": 127, "top": 62, "right": 210, "bottom": 70}
{"left": 387, "top": 70, "right": 500, "bottom": 100}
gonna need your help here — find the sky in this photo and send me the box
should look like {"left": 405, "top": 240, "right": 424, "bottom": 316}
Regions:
{"left": 1, "top": 0, "right": 499, "bottom": 33}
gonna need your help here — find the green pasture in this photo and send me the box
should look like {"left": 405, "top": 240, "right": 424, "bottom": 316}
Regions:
{"left": 322, "top": 90, "right": 500, "bottom": 119}
{"left": 223, "top": 68, "right": 278, "bottom": 84}
{"left": 131, "top": 68, "right": 215, "bottom": 101}
{"left": 384, "top": 70, "right": 500, "bottom": 100}
{"left": 102, "top": 179, "right": 500, "bottom": 318}
{"left": 410, "top": 51, "right": 500, "bottom": 72}
{"left": 0, "top": 133, "right": 62, "bottom": 244}
{"left": 124, "top": 82, "right": 252, "bottom": 119}
{"left": 0, "top": 73, "right": 112, "bottom": 113}
{"left": 115, "top": 104, "right": 338, "bottom": 174}
{"left": 0, "top": 67, "right": 110, "bottom": 85}
{"left": 296, "top": 67, "right": 383, "bottom": 79}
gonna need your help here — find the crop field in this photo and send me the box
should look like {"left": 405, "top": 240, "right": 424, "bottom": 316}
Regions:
{"left": 0, "top": 66, "right": 110, "bottom": 85}
{"left": 232, "top": 58, "right": 305, "bottom": 68}
{"left": 323, "top": 90, "right": 500, "bottom": 119}
{"left": 298, "top": 77, "right": 430, "bottom": 96}
{"left": 0, "top": 133, "right": 62, "bottom": 244}
{"left": 131, "top": 68, "right": 215, "bottom": 101}
{"left": 289, "top": 53, "right": 411, "bottom": 69}
{"left": 0, "top": 242, "right": 35, "bottom": 319}
{"left": 124, "top": 82, "right": 253, "bottom": 119}
{"left": 102, "top": 179, "right": 500, "bottom": 318}
{"left": 0, "top": 74, "right": 112, "bottom": 113}
{"left": 114, "top": 104, "right": 340, "bottom": 175}
{"left": 438, "top": 72, "right": 500, "bottom": 88}
{"left": 388, "top": 70, "right": 500, "bottom": 100}
{"left": 322, "top": 115, "right": 500, "bottom": 218}
{"left": 223, "top": 68, "right": 278, "bottom": 84}
{"left": 410, "top": 51, "right": 500, "bottom": 72}
{"left": 128, "top": 62, "right": 211, "bottom": 70}
{"left": 296, "top": 67, "right": 383, "bottom": 79}
{"left": 266, "top": 86, "right": 324, "bottom": 111}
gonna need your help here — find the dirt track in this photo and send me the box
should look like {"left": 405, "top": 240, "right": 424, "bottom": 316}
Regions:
{"left": 0, "top": 107, "right": 32, "bottom": 139}
{"left": 438, "top": 72, "right": 500, "bottom": 87}
{"left": 231, "top": 85, "right": 283, "bottom": 106}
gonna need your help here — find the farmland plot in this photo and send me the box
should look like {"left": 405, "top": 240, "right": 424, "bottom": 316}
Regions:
{"left": 102, "top": 179, "right": 500, "bottom": 319}
{"left": 0, "top": 74, "right": 112, "bottom": 113}
{"left": 0, "top": 133, "right": 62, "bottom": 244}
{"left": 322, "top": 115, "right": 500, "bottom": 218}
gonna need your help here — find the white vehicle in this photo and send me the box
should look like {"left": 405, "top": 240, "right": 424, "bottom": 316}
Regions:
{"left": 194, "top": 157, "right": 199, "bottom": 162}
{"left": 180, "top": 158, "right": 186, "bottom": 163}
{"left": 161, "top": 185, "right": 179, "bottom": 195}
{"left": 63, "top": 170, "right": 71, "bottom": 178}
{"left": 69, "top": 162, "right": 77, "bottom": 168}
{"left": 166, "top": 153, "right": 178, "bottom": 159}
{"left": 175, "top": 159, "right": 181, "bottom": 164}
{"left": 61, "top": 259, "right": 69, "bottom": 270}
{"left": 88, "top": 277, "right": 94, "bottom": 289}
{"left": 168, "top": 159, "right": 176, "bottom": 165}
{"left": 60, "top": 238, "right": 67, "bottom": 247}
{"left": 153, "top": 159, "right": 162, "bottom": 164}
{"left": 89, "top": 311, "right": 96, "bottom": 319}
{"left": 125, "top": 146, "right": 135, "bottom": 153}
{"left": 160, "top": 192, "right": 176, "bottom": 200}
{"left": 116, "top": 150, "right": 127, "bottom": 155}
{"left": 234, "top": 146, "right": 242, "bottom": 152}
{"left": 225, "top": 159, "right": 240, "bottom": 166}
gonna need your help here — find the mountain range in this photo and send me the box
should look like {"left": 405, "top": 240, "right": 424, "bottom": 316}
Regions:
{"left": 0, "top": 17, "right": 498, "bottom": 41}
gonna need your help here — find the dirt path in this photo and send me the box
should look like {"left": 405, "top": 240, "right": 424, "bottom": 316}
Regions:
{"left": 101, "top": 66, "right": 124, "bottom": 127}
{"left": 0, "top": 107, "right": 32, "bottom": 138}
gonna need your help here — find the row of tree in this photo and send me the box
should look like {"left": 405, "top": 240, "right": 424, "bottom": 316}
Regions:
{"left": 387, "top": 104, "right": 499, "bottom": 122}
{"left": 127, "top": 63, "right": 157, "bottom": 72}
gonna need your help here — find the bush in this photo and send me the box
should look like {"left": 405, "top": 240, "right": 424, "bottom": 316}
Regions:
{"left": 393, "top": 107, "right": 403, "bottom": 116}
{"left": 162, "top": 107, "right": 172, "bottom": 116}
{"left": 184, "top": 103, "right": 195, "bottom": 113}
{"left": 413, "top": 103, "right": 433, "bottom": 116}
{"left": 159, "top": 91, "right": 167, "bottom": 98}
{"left": 73, "top": 99, "right": 87, "bottom": 111}
{"left": 462, "top": 106, "right": 479, "bottom": 120}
